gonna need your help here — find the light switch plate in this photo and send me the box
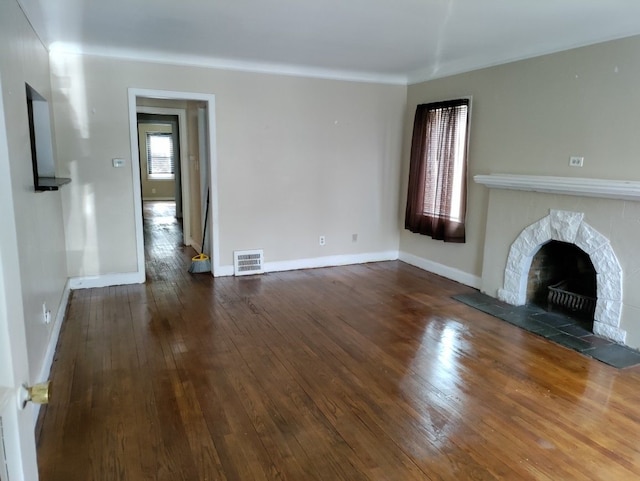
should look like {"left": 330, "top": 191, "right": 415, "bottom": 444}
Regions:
{"left": 112, "top": 158, "right": 125, "bottom": 168}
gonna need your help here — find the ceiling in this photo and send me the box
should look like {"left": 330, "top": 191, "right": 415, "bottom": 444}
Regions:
{"left": 17, "top": 0, "right": 640, "bottom": 84}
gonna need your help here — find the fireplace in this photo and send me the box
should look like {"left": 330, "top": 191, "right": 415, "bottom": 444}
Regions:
{"left": 496, "top": 209, "right": 624, "bottom": 342}
{"left": 473, "top": 174, "right": 640, "bottom": 347}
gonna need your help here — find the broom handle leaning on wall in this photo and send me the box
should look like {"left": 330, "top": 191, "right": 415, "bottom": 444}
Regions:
{"left": 201, "top": 189, "right": 210, "bottom": 256}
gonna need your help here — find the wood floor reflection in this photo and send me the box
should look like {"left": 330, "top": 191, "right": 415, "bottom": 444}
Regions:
{"left": 36, "top": 203, "right": 640, "bottom": 480}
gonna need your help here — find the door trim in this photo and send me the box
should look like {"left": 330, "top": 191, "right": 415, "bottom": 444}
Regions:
{"left": 0, "top": 72, "right": 39, "bottom": 481}
{"left": 127, "top": 88, "right": 220, "bottom": 278}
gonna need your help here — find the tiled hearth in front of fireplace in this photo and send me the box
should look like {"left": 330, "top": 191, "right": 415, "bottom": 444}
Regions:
{"left": 454, "top": 291, "right": 640, "bottom": 369}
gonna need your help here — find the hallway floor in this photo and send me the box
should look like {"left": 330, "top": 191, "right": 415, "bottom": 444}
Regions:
{"left": 143, "top": 200, "right": 195, "bottom": 282}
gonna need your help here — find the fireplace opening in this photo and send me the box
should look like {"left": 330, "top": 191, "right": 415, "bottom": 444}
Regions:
{"left": 527, "top": 240, "right": 597, "bottom": 328}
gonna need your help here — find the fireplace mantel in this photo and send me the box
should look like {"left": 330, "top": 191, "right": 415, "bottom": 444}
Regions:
{"left": 474, "top": 174, "right": 640, "bottom": 201}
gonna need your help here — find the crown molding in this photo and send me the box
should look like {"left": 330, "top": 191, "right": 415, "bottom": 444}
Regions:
{"left": 49, "top": 44, "right": 408, "bottom": 86}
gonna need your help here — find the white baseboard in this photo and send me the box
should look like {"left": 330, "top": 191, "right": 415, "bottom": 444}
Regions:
{"left": 34, "top": 278, "right": 71, "bottom": 425}
{"left": 216, "top": 250, "right": 400, "bottom": 277}
{"left": 69, "top": 271, "right": 145, "bottom": 289}
{"left": 65, "top": 252, "right": 479, "bottom": 292}
{"left": 225, "top": 250, "right": 477, "bottom": 288}
{"left": 399, "top": 251, "right": 481, "bottom": 289}
{"left": 214, "top": 265, "right": 234, "bottom": 277}
{"left": 265, "top": 251, "right": 399, "bottom": 273}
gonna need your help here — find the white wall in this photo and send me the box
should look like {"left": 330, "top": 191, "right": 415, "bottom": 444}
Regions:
{"left": 51, "top": 54, "right": 407, "bottom": 277}
{"left": 400, "top": 34, "right": 640, "bottom": 287}
{"left": 0, "top": 0, "right": 69, "bottom": 383}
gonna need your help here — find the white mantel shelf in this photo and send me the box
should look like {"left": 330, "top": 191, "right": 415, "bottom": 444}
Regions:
{"left": 474, "top": 174, "right": 640, "bottom": 202}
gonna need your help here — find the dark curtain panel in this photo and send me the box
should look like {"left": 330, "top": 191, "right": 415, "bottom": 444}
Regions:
{"left": 404, "top": 99, "right": 469, "bottom": 243}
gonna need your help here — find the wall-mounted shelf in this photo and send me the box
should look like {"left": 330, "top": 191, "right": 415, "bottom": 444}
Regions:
{"left": 35, "top": 176, "right": 71, "bottom": 192}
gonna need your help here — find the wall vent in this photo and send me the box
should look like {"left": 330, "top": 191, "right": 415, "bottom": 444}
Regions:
{"left": 234, "top": 249, "right": 264, "bottom": 276}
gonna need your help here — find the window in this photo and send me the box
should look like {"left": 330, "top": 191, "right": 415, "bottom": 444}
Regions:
{"left": 404, "top": 98, "right": 470, "bottom": 243}
{"left": 146, "top": 132, "right": 174, "bottom": 179}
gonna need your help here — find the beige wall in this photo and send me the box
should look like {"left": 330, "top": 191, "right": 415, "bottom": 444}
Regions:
{"left": 400, "top": 34, "right": 640, "bottom": 284}
{"left": 138, "top": 123, "right": 175, "bottom": 200}
{"left": 0, "top": 0, "right": 69, "bottom": 381}
{"left": 51, "top": 54, "right": 407, "bottom": 276}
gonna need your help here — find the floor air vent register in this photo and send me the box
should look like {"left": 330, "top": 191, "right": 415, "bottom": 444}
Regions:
{"left": 233, "top": 249, "right": 264, "bottom": 276}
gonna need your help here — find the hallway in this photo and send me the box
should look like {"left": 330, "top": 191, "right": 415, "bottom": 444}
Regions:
{"left": 142, "top": 201, "right": 196, "bottom": 282}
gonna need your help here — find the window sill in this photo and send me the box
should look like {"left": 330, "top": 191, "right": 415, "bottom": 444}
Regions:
{"left": 35, "top": 176, "right": 71, "bottom": 192}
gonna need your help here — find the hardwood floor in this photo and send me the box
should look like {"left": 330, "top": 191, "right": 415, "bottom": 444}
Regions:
{"left": 37, "top": 201, "right": 640, "bottom": 480}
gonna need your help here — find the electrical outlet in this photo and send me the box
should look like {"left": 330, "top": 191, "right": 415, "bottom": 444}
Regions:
{"left": 569, "top": 156, "right": 584, "bottom": 167}
{"left": 352, "top": 233, "right": 358, "bottom": 242}
{"left": 319, "top": 235, "right": 326, "bottom": 246}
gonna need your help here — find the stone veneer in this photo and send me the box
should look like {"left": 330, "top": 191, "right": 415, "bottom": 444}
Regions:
{"left": 497, "top": 209, "right": 625, "bottom": 343}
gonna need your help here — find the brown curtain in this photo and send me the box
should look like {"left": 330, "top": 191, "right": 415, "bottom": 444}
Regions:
{"left": 404, "top": 99, "right": 468, "bottom": 243}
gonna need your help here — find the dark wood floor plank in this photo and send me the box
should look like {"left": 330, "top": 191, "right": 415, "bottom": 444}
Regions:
{"left": 36, "top": 200, "right": 640, "bottom": 481}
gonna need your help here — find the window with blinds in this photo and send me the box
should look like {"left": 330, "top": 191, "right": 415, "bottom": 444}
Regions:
{"left": 422, "top": 101, "right": 468, "bottom": 222}
{"left": 404, "top": 98, "right": 470, "bottom": 243}
{"left": 146, "top": 132, "right": 174, "bottom": 179}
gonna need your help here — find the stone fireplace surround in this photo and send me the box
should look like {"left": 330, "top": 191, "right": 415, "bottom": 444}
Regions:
{"left": 497, "top": 209, "right": 623, "bottom": 342}
{"left": 475, "top": 174, "right": 640, "bottom": 346}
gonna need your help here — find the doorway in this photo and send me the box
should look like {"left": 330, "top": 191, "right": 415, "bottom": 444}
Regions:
{"left": 127, "top": 89, "right": 220, "bottom": 279}
{"left": 136, "top": 112, "right": 185, "bottom": 245}
{"left": 137, "top": 112, "right": 184, "bottom": 279}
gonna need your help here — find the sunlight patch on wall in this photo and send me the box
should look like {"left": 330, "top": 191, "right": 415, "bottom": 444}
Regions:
{"left": 50, "top": 48, "right": 89, "bottom": 139}
{"left": 64, "top": 161, "right": 99, "bottom": 275}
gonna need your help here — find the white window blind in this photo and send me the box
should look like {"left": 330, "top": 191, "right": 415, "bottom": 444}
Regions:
{"left": 422, "top": 102, "right": 468, "bottom": 222}
{"left": 146, "top": 132, "right": 174, "bottom": 179}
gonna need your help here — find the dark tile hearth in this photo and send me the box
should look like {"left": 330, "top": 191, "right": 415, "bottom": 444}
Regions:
{"left": 453, "top": 292, "right": 640, "bottom": 369}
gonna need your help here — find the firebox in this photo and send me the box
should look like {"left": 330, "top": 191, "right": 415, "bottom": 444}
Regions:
{"left": 527, "top": 240, "right": 597, "bottom": 327}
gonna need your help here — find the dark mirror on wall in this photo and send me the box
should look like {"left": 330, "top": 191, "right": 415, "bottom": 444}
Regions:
{"left": 25, "top": 83, "right": 70, "bottom": 191}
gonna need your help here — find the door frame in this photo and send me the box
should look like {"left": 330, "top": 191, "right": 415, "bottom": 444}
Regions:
{"left": 136, "top": 107, "right": 191, "bottom": 247}
{"left": 0, "top": 73, "right": 40, "bottom": 480}
{"left": 127, "top": 88, "right": 220, "bottom": 277}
